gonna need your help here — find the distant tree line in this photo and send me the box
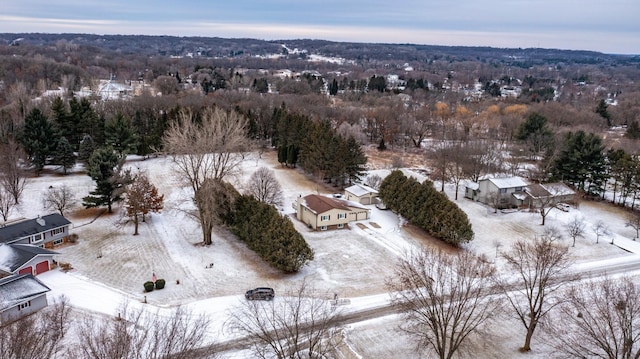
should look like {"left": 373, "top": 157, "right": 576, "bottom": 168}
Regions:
{"left": 379, "top": 170, "right": 474, "bottom": 246}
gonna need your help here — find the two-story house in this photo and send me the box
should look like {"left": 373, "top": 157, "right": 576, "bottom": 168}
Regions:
{"left": 0, "top": 214, "right": 72, "bottom": 249}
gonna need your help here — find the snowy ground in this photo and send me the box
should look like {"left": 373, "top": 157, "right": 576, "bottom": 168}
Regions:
{"left": 10, "top": 149, "right": 640, "bottom": 358}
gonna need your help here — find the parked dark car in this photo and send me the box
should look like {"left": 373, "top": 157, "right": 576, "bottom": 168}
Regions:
{"left": 245, "top": 287, "right": 275, "bottom": 300}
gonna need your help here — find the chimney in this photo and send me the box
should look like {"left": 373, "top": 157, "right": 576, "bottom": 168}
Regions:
{"left": 36, "top": 215, "right": 45, "bottom": 226}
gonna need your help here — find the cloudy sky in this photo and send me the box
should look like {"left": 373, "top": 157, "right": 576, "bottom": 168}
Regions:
{"left": 1, "top": 0, "right": 638, "bottom": 54}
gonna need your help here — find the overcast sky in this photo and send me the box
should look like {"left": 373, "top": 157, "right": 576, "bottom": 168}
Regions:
{"left": 1, "top": 0, "right": 638, "bottom": 54}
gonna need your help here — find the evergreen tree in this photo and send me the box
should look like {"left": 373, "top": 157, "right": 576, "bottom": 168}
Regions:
{"left": 83, "top": 146, "right": 128, "bottom": 213}
{"left": 51, "top": 97, "right": 76, "bottom": 149}
{"left": 625, "top": 120, "right": 640, "bottom": 139}
{"left": 329, "top": 78, "right": 338, "bottom": 95}
{"left": 551, "top": 131, "right": 607, "bottom": 195}
{"left": 52, "top": 136, "right": 76, "bottom": 175}
{"left": 77, "top": 134, "right": 96, "bottom": 163}
{"left": 344, "top": 136, "right": 367, "bottom": 185}
{"left": 378, "top": 138, "right": 387, "bottom": 151}
{"left": 595, "top": 99, "right": 611, "bottom": 127}
{"left": 105, "top": 113, "right": 139, "bottom": 155}
{"left": 379, "top": 170, "right": 474, "bottom": 245}
{"left": 515, "top": 112, "right": 554, "bottom": 156}
{"left": 70, "top": 97, "right": 104, "bottom": 146}
{"left": 20, "top": 108, "right": 57, "bottom": 176}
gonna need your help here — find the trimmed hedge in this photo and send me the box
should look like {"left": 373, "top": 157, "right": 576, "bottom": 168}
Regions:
{"left": 155, "top": 279, "right": 165, "bottom": 289}
{"left": 143, "top": 281, "right": 155, "bottom": 292}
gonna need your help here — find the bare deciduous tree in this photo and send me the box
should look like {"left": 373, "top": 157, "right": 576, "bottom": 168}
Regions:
{"left": 591, "top": 220, "right": 611, "bottom": 244}
{"left": 501, "top": 235, "right": 574, "bottom": 352}
{"left": 550, "top": 276, "right": 640, "bottom": 358}
{"left": 163, "top": 107, "right": 249, "bottom": 194}
{"left": 386, "top": 248, "right": 501, "bottom": 359}
{"left": 0, "top": 188, "right": 14, "bottom": 221}
{"left": 226, "top": 279, "right": 342, "bottom": 359}
{"left": 625, "top": 212, "right": 640, "bottom": 240}
{"left": 43, "top": 185, "right": 76, "bottom": 216}
{"left": 194, "top": 178, "right": 237, "bottom": 245}
{"left": 72, "top": 303, "right": 210, "bottom": 359}
{"left": 0, "top": 139, "right": 28, "bottom": 205}
{"left": 0, "top": 296, "right": 70, "bottom": 359}
{"left": 245, "top": 167, "right": 283, "bottom": 207}
{"left": 565, "top": 216, "right": 586, "bottom": 247}
{"left": 364, "top": 174, "right": 382, "bottom": 190}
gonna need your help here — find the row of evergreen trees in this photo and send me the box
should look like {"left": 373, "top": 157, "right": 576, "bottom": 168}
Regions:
{"left": 214, "top": 186, "right": 313, "bottom": 273}
{"left": 18, "top": 97, "right": 169, "bottom": 175}
{"left": 379, "top": 170, "right": 474, "bottom": 246}
{"left": 271, "top": 106, "right": 367, "bottom": 187}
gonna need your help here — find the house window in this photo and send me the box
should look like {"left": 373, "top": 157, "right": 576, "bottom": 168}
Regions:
{"left": 50, "top": 228, "right": 64, "bottom": 236}
{"left": 18, "top": 301, "right": 31, "bottom": 310}
{"left": 338, "top": 213, "right": 346, "bottom": 219}
{"left": 337, "top": 223, "right": 344, "bottom": 229}
{"left": 53, "top": 238, "right": 64, "bottom": 245}
{"left": 30, "top": 233, "right": 43, "bottom": 243}
{"left": 499, "top": 188, "right": 507, "bottom": 194}
{"left": 515, "top": 187, "right": 523, "bottom": 192}
{"left": 320, "top": 226, "right": 327, "bottom": 231}
{"left": 320, "top": 215, "right": 330, "bottom": 221}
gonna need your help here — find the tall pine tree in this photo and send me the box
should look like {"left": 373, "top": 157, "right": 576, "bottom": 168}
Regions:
{"left": 20, "top": 108, "right": 57, "bottom": 176}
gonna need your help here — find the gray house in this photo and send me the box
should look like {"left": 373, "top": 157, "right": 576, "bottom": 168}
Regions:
{"left": 0, "top": 274, "right": 51, "bottom": 323}
{"left": 465, "top": 177, "right": 529, "bottom": 208}
{"left": 0, "top": 214, "right": 72, "bottom": 249}
{"left": 0, "top": 243, "right": 58, "bottom": 275}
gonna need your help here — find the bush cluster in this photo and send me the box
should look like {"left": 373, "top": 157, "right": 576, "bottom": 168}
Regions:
{"left": 155, "top": 279, "right": 165, "bottom": 289}
{"left": 379, "top": 170, "right": 474, "bottom": 246}
{"left": 143, "top": 281, "right": 155, "bottom": 292}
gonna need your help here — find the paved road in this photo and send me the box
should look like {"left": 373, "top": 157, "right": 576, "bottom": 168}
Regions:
{"left": 194, "top": 254, "right": 640, "bottom": 357}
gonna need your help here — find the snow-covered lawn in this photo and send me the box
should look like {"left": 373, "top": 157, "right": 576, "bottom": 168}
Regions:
{"left": 10, "top": 149, "right": 640, "bottom": 358}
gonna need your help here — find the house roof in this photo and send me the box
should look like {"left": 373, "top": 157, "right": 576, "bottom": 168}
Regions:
{"left": 0, "top": 274, "right": 51, "bottom": 312}
{"left": 300, "top": 194, "right": 368, "bottom": 215}
{"left": 541, "top": 182, "right": 575, "bottom": 196}
{"left": 526, "top": 182, "right": 575, "bottom": 199}
{"left": 345, "top": 184, "right": 378, "bottom": 197}
{"left": 301, "top": 195, "right": 352, "bottom": 214}
{"left": 486, "top": 177, "right": 528, "bottom": 189}
{"left": 0, "top": 214, "right": 71, "bottom": 244}
{"left": 0, "top": 244, "right": 58, "bottom": 273}
{"left": 525, "top": 183, "right": 551, "bottom": 198}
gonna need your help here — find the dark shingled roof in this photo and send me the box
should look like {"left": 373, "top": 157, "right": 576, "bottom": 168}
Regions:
{"left": 0, "top": 214, "right": 71, "bottom": 244}
{"left": 0, "top": 244, "right": 58, "bottom": 272}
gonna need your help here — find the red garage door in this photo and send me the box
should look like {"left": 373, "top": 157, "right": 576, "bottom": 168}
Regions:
{"left": 18, "top": 267, "right": 32, "bottom": 275}
{"left": 35, "top": 261, "right": 50, "bottom": 275}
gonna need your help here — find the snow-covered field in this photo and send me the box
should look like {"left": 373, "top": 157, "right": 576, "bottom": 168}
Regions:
{"left": 11, "top": 149, "right": 640, "bottom": 358}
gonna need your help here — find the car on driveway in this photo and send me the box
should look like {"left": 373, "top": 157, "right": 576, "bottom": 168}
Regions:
{"left": 245, "top": 287, "right": 275, "bottom": 300}
{"left": 556, "top": 203, "right": 571, "bottom": 212}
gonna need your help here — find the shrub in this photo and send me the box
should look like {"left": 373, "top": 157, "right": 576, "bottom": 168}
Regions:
{"left": 144, "top": 281, "right": 155, "bottom": 292}
{"left": 155, "top": 279, "right": 165, "bottom": 289}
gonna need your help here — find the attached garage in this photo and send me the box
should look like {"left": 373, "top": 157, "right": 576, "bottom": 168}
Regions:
{"left": 35, "top": 261, "right": 50, "bottom": 275}
{"left": 0, "top": 244, "right": 57, "bottom": 276}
